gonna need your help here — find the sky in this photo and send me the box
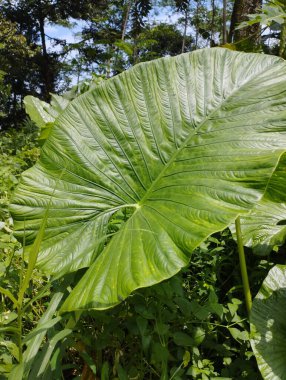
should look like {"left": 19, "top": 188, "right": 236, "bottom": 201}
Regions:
{"left": 45, "top": 20, "right": 85, "bottom": 50}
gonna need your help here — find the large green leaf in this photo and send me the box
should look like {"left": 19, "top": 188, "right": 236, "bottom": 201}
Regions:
{"left": 250, "top": 265, "right": 286, "bottom": 380}
{"left": 232, "top": 154, "right": 286, "bottom": 255}
{"left": 10, "top": 48, "right": 286, "bottom": 311}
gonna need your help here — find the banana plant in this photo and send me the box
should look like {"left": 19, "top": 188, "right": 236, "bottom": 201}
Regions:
{"left": 10, "top": 47, "right": 286, "bottom": 312}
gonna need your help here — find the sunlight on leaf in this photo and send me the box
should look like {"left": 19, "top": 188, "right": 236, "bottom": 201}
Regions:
{"left": 10, "top": 48, "right": 286, "bottom": 311}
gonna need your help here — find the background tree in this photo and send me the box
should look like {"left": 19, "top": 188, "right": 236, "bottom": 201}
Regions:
{"left": 233, "top": 0, "right": 286, "bottom": 57}
{"left": 2, "top": 0, "right": 286, "bottom": 132}
{"left": 0, "top": 0, "right": 105, "bottom": 100}
{"left": 280, "top": 20, "right": 286, "bottom": 57}
{"left": 228, "top": 0, "right": 263, "bottom": 50}
{"left": 135, "top": 23, "right": 194, "bottom": 61}
{"left": 0, "top": 14, "right": 36, "bottom": 129}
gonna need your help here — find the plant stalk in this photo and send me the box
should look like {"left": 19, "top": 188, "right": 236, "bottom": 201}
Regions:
{"left": 235, "top": 216, "right": 252, "bottom": 315}
{"left": 17, "top": 312, "right": 23, "bottom": 363}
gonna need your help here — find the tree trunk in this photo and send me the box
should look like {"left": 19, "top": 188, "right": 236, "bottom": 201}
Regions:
{"left": 222, "top": 0, "right": 227, "bottom": 44}
{"left": 38, "top": 15, "right": 55, "bottom": 100}
{"left": 35, "top": 1, "right": 56, "bottom": 102}
{"left": 210, "top": 0, "right": 216, "bottom": 46}
{"left": 229, "top": 0, "right": 262, "bottom": 49}
{"left": 122, "top": 0, "right": 132, "bottom": 41}
{"left": 194, "top": 0, "right": 199, "bottom": 49}
{"left": 182, "top": 9, "right": 188, "bottom": 53}
{"left": 39, "top": 16, "right": 47, "bottom": 57}
{"left": 279, "top": 22, "right": 286, "bottom": 58}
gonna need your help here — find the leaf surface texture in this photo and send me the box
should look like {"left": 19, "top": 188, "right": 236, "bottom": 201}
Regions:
{"left": 10, "top": 48, "right": 286, "bottom": 310}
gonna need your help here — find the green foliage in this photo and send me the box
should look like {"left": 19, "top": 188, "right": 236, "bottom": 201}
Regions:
{"left": 237, "top": 1, "right": 286, "bottom": 30}
{"left": 0, "top": 118, "right": 40, "bottom": 260}
{"left": 0, "top": 14, "right": 36, "bottom": 128}
{"left": 136, "top": 23, "right": 193, "bottom": 61}
{"left": 5, "top": 228, "right": 273, "bottom": 379}
{"left": 0, "top": 119, "right": 42, "bottom": 378}
{"left": 0, "top": 70, "right": 11, "bottom": 119}
{"left": 236, "top": 0, "right": 286, "bottom": 57}
{"left": 0, "top": 119, "right": 40, "bottom": 267}
{"left": 0, "top": 120, "right": 40, "bottom": 198}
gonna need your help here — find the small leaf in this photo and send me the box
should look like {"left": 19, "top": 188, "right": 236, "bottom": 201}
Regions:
{"left": 117, "top": 365, "right": 128, "bottom": 380}
{"left": 173, "top": 332, "right": 194, "bottom": 347}
{"left": 23, "top": 316, "right": 62, "bottom": 343}
{"left": 227, "top": 302, "right": 239, "bottom": 316}
{"left": 175, "top": 297, "right": 193, "bottom": 317}
{"left": 37, "top": 329, "right": 72, "bottom": 376}
{"left": 0, "top": 341, "right": 19, "bottom": 360}
{"left": 8, "top": 362, "right": 24, "bottom": 380}
{"left": 151, "top": 342, "right": 169, "bottom": 362}
{"left": 155, "top": 322, "right": 169, "bottom": 336}
{"left": 136, "top": 316, "right": 148, "bottom": 336}
{"left": 229, "top": 327, "right": 249, "bottom": 341}
{"left": 192, "top": 327, "right": 205, "bottom": 346}
{"left": 183, "top": 350, "right": 190, "bottom": 367}
{"left": 0, "top": 311, "right": 18, "bottom": 325}
{"left": 20, "top": 292, "right": 64, "bottom": 378}
{"left": 208, "top": 290, "right": 223, "bottom": 319}
{"left": 101, "top": 361, "right": 110, "bottom": 380}
{"left": 79, "top": 351, "right": 97, "bottom": 375}
{"left": 189, "top": 300, "right": 210, "bottom": 320}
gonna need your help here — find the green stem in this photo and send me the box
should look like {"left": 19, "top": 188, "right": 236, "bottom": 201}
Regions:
{"left": 235, "top": 216, "right": 252, "bottom": 316}
{"left": 17, "top": 309, "right": 23, "bottom": 363}
{"left": 16, "top": 222, "right": 26, "bottom": 363}
{"left": 279, "top": 21, "right": 286, "bottom": 58}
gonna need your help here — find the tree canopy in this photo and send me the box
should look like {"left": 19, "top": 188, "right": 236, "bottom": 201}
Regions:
{"left": 1, "top": 0, "right": 285, "bottom": 131}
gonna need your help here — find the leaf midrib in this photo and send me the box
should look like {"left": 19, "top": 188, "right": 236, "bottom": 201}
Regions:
{"left": 137, "top": 95, "right": 238, "bottom": 205}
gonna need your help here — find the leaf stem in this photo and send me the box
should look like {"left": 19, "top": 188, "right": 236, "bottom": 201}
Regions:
{"left": 17, "top": 313, "right": 23, "bottom": 363}
{"left": 235, "top": 216, "right": 252, "bottom": 316}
